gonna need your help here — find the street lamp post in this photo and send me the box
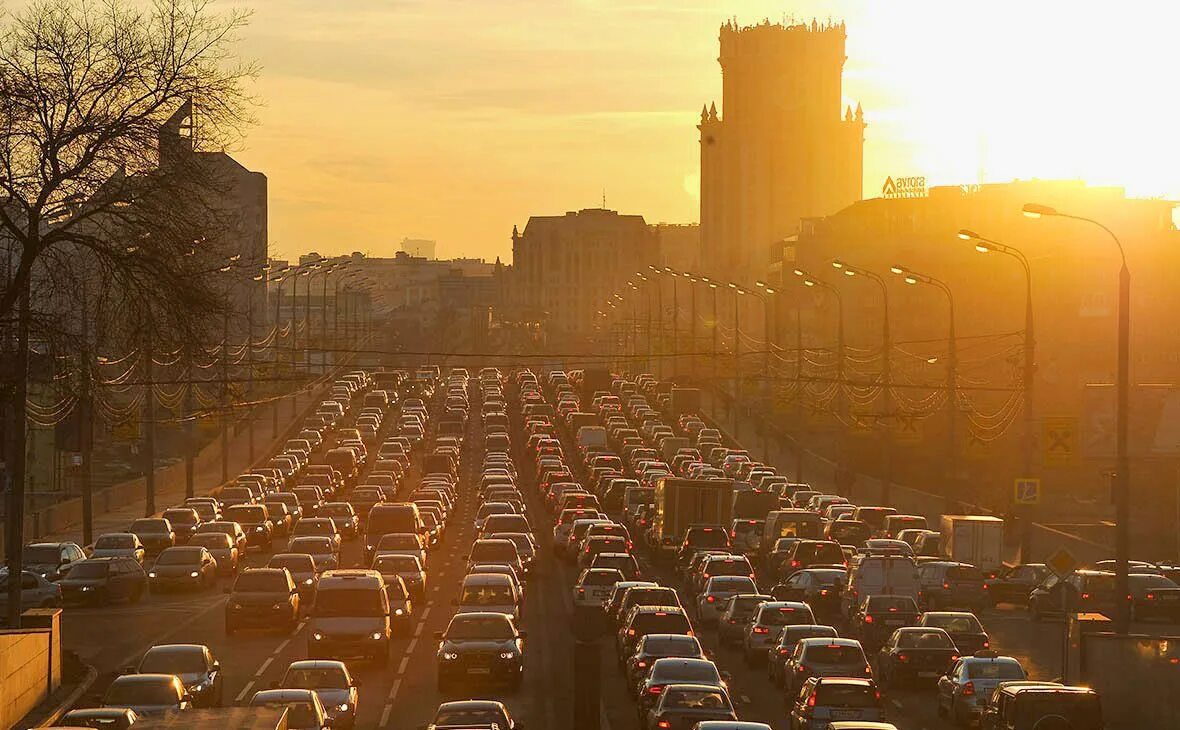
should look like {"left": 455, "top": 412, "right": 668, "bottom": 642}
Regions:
{"left": 685, "top": 273, "right": 698, "bottom": 378}
{"left": 792, "top": 268, "right": 845, "bottom": 442}
{"left": 663, "top": 267, "right": 680, "bottom": 378}
{"left": 1023, "top": 202, "right": 1131, "bottom": 634}
{"left": 636, "top": 273, "right": 652, "bottom": 373}
{"left": 727, "top": 283, "right": 747, "bottom": 440}
{"left": 832, "top": 260, "right": 893, "bottom": 503}
{"left": 958, "top": 229, "right": 1036, "bottom": 555}
{"left": 892, "top": 264, "right": 957, "bottom": 509}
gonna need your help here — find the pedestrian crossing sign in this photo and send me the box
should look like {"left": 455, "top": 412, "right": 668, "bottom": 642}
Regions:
{"left": 1014, "top": 477, "right": 1041, "bottom": 505}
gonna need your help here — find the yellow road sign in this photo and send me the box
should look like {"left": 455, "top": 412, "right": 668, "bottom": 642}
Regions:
{"left": 894, "top": 415, "right": 922, "bottom": 445}
{"left": 1014, "top": 477, "right": 1041, "bottom": 505}
{"left": 1046, "top": 547, "right": 1078, "bottom": 579}
{"left": 1043, "top": 416, "right": 1078, "bottom": 466}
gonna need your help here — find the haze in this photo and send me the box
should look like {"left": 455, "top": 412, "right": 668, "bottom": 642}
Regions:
{"left": 229, "top": 0, "right": 1180, "bottom": 261}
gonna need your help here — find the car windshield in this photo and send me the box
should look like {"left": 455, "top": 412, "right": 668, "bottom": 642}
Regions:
{"left": 809, "top": 570, "right": 846, "bottom": 585}
{"left": 897, "top": 631, "right": 954, "bottom": 649}
{"left": 292, "top": 539, "right": 333, "bottom": 553}
{"left": 95, "top": 536, "right": 134, "bottom": 550}
{"left": 156, "top": 550, "right": 200, "bottom": 565}
{"left": 665, "top": 689, "right": 728, "bottom": 709}
{"left": 447, "top": 616, "right": 515, "bottom": 640}
{"left": 582, "top": 571, "right": 621, "bottom": 586}
{"left": 1130, "top": 574, "right": 1177, "bottom": 590}
{"left": 925, "top": 615, "right": 983, "bottom": 633}
{"left": 105, "top": 680, "right": 179, "bottom": 706}
{"left": 759, "top": 606, "right": 809, "bottom": 625}
{"left": 378, "top": 535, "right": 420, "bottom": 549}
{"left": 313, "top": 588, "right": 384, "bottom": 617}
{"left": 816, "top": 684, "right": 877, "bottom": 707}
{"left": 191, "top": 535, "right": 231, "bottom": 549}
{"left": 226, "top": 507, "right": 265, "bottom": 522}
{"left": 67, "top": 562, "right": 109, "bottom": 579}
{"left": 709, "top": 577, "right": 755, "bottom": 592}
{"left": 967, "top": 661, "right": 1026, "bottom": 679}
{"left": 322, "top": 505, "right": 352, "bottom": 517}
{"left": 140, "top": 650, "right": 206, "bottom": 674}
{"left": 163, "top": 511, "right": 196, "bottom": 524}
{"left": 460, "top": 584, "right": 515, "bottom": 605}
{"left": 948, "top": 566, "right": 985, "bottom": 581}
{"left": 270, "top": 556, "right": 313, "bottom": 571}
{"left": 254, "top": 701, "right": 317, "bottom": 726}
{"left": 234, "top": 572, "right": 288, "bottom": 593}
{"left": 373, "top": 556, "right": 419, "bottom": 572}
{"left": 806, "top": 645, "right": 864, "bottom": 664}
{"left": 284, "top": 668, "right": 347, "bottom": 689}
{"left": 869, "top": 596, "right": 917, "bottom": 611}
{"left": 653, "top": 662, "right": 719, "bottom": 683}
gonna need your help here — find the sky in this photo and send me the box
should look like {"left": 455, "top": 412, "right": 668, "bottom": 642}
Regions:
{"left": 219, "top": 0, "right": 1180, "bottom": 263}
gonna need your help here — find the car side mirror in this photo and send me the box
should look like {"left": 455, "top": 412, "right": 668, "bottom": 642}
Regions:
{"left": 181, "top": 693, "right": 193, "bottom": 704}
{"left": 212, "top": 662, "right": 221, "bottom": 672}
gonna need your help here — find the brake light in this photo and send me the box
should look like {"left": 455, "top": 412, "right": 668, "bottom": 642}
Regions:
{"left": 706, "top": 595, "right": 715, "bottom": 603}
{"left": 753, "top": 626, "right": 769, "bottom": 634}
{"left": 864, "top": 615, "right": 873, "bottom": 623}
{"left": 648, "top": 685, "right": 663, "bottom": 695}
{"left": 963, "top": 681, "right": 975, "bottom": 696}
{"left": 628, "top": 629, "right": 636, "bottom": 635}
{"left": 951, "top": 654, "right": 960, "bottom": 662}
{"left": 657, "top": 721, "right": 671, "bottom": 729}
{"left": 637, "top": 661, "right": 647, "bottom": 668}
{"left": 1081, "top": 592, "right": 1090, "bottom": 600}
{"left": 779, "top": 647, "right": 790, "bottom": 655}
{"left": 791, "top": 560, "right": 801, "bottom": 568}
{"left": 943, "top": 582, "right": 951, "bottom": 590}
{"left": 982, "top": 641, "right": 989, "bottom": 648}
{"left": 819, "top": 589, "right": 829, "bottom": 596}
{"left": 897, "top": 653, "right": 909, "bottom": 663}
{"left": 578, "top": 588, "right": 585, "bottom": 594}
{"left": 806, "top": 693, "right": 817, "bottom": 707}
{"left": 1146, "top": 592, "right": 1156, "bottom": 600}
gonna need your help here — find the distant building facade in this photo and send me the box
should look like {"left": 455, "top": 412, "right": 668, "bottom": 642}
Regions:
{"left": 700, "top": 19, "right": 864, "bottom": 283}
{"left": 653, "top": 223, "right": 701, "bottom": 273}
{"left": 399, "top": 238, "right": 437, "bottom": 259}
{"left": 511, "top": 208, "right": 659, "bottom": 333}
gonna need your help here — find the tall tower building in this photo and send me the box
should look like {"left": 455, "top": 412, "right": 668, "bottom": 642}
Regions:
{"left": 700, "top": 19, "right": 865, "bottom": 281}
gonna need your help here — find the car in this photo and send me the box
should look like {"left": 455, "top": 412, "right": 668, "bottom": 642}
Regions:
{"left": 91, "top": 533, "right": 146, "bottom": 564}
{"left": 574, "top": 567, "right": 625, "bottom": 610}
{"left": 918, "top": 611, "right": 990, "bottom": 655}
{"left": 269, "top": 553, "right": 319, "bottom": 600}
{"left": 1028, "top": 570, "right": 1118, "bottom": 620}
{"left": 148, "top": 546, "right": 218, "bottom": 592}
{"left": 936, "top": 652, "right": 1027, "bottom": 726}
{"left": 278, "top": 659, "right": 359, "bottom": 729}
{"left": 57, "top": 557, "right": 146, "bottom": 605}
{"left": 782, "top": 637, "right": 872, "bottom": 699}
{"left": 248, "top": 688, "right": 330, "bottom": 730}
{"left": 741, "top": 601, "right": 816, "bottom": 665}
{"left": 982, "top": 684, "right": 1099, "bottom": 730}
{"left": 188, "top": 532, "right": 240, "bottom": 576}
{"left": 23, "top": 541, "right": 87, "bottom": 581}
{"left": 789, "top": 677, "right": 886, "bottom": 730}
{"left": 0, "top": 569, "right": 61, "bottom": 621}
{"left": 320, "top": 502, "right": 360, "bottom": 540}
{"left": 985, "top": 564, "right": 1048, "bottom": 606}
{"left": 435, "top": 611, "right": 525, "bottom": 692}
{"left": 101, "top": 673, "right": 191, "bottom": 716}
{"left": 916, "top": 562, "right": 989, "bottom": 611}
{"left": 160, "top": 508, "right": 202, "bottom": 544}
{"left": 624, "top": 633, "right": 708, "bottom": 690}
{"left": 58, "top": 707, "right": 140, "bottom": 729}
{"left": 635, "top": 657, "right": 729, "bottom": 719}
{"left": 288, "top": 536, "right": 340, "bottom": 573}
{"left": 1127, "top": 572, "right": 1180, "bottom": 622}
{"left": 697, "top": 575, "right": 759, "bottom": 625}
{"left": 224, "top": 567, "right": 300, "bottom": 635}
{"left": 853, "top": 595, "right": 920, "bottom": 650}
{"left": 771, "top": 567, "right": 847, "bottom": 620}
{"left": 384, "top": 574, "right": 414, "bottom": 634}
{"left": 617, "top": 605, "right": 694, "bottom": 659}
{"left": 874, "top": 627, "right": 959, "bottom": 689}
{"left": 196, "top": 521, "right": 249, "bottom": 558}
{"left": 589, "top": 552, "right": 641, "bottom": 581}
{"left": 308, "top": 570, "right": 393, "bottom": 665}
{"left": 134, "top": 643, "right": 222, "bottom": 707}
{"left": 643, "top": 683, "right": 737, "bottom": 730}
{"left": 128, "top": 518, "right": 176, "bottom": 555}
{"left": 455, "top": 572, "right": 521, "bottom": 620}
{"left": 767, "top": 625, "right": 839, "bottom": 686}
{"left": 372, "top": 553, "right": 426, "bottom": 602}
{"left": 425, "top": 699, "right": 520, "bottom": 730}
{"left": 609, "top": 583, "right": 677, "bottom": 628}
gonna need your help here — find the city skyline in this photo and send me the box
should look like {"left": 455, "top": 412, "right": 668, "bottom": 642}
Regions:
{"left": 234, "top": 0, "right": 1180, "bottom": 263}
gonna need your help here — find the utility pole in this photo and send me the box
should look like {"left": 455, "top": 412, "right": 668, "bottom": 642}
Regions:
{"left": 272, "top": 275, "right": 283, "bottom": 438}
{"left": 221, "top": 311, "right": 229, "bottom": 484}
{"left": 4, "top": 285, "right": 31, "bottom": 629}
{"left": 670, "top": 273, "right": 679, "bottom": 379}
{"left": 79, "top": 287, "right": 94, "bottom": 545}
{"left": 183, "top": 343, "right": 194, "bottom": 500}
{"left": 247, "top": 282, "right": 255, "bottom": 464}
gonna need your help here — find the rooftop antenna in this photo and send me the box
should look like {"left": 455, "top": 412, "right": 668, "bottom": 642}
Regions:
{"left": 602, "top": 189, "right": 607, "bottom": 209}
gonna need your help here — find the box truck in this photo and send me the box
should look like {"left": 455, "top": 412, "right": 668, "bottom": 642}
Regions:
{"left": 939, "top": 515, "right": 1005, "bottom": 576}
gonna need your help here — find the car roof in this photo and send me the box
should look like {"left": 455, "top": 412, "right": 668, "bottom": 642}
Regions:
{"left": 437, "top": 699, "right": 507, "bottom": 711}
{"left": 799, "top": 637, "right": 861, "bottom": 647}
{"left": 286, "top": 659, "right": 347, "bottom": 671}
{"left": 111, "top": 673, "right": 180, "bottom": 685}
{"left": 251, "top": 688, "right": 317, "bottom": 702}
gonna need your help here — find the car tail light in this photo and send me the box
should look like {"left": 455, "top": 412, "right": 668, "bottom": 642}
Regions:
{"left": 897, "top": 653, "right": 909, "bottom": 663}
{"left": 657, "top": 721, "right": 671, "bottom": 729}
{"left": 1081, "top": 592, "right": 1090, "bottom": 600}
{"left": 578, "top": 588, "right": 585, "bottom": 594}
{"left": 864, "top": 615, "right": 873, "bottom": 623}
{"left": 779, "top": 647, "right": 790, "bottom": 655}
{"left": 753, "top": 626, "right": 769, "bottom": 634}
{"left": 963, "top": 681, "right": 975, "bottom": 696}
{"left": 706, "top": 595, "right": 715, "bottom": 603}
{"left": 1146, "top": 592, "right": 1156, "bottom": 600}
{"left": 982, "top": 641, "right": 990, "bottom": 648}
{"left": 637, "top": 661, "right": 647, "bottom": 668}
{"left": 648, "top": 685, "right": 663, "bottom": 695}
{"left": 791, "top": 560, "right": 801, "bottom": 568}
{"left": 628, "top": 629, "right": 636, "bottom": 635}
{"left": 806, "top": 693, "right": 817, "bottom": 707}
{"left": 819, "top": 589, "right": 829, "bottom": 596}
{"left": 943, "top": 582, "right": 951, "bottom": 590}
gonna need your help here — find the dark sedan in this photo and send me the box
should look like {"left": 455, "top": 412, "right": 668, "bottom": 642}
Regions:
{"left": 148, "top": 547, "right": 219, "bottom": 592}
{"left": 876, "top": 627, "right": 960, "bottom": 688}
{"left": 435, "top": 612, "right": 525, "bottom": 692}
{"left": 129, "top": 518, "right": 176, "bottom": 556}
{"left": 224, "top": 568, "right": 300, "bottom": 635}
{"left": 135, "top": 643, "right": 222, "bottom": 708}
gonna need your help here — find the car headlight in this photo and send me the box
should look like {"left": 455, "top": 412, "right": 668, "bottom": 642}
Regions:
{"left": 231, "top": 602, "right": 243, "bottom": 610}
{"left": 190, "top": 571, "right": 200, "bottom": 578}
{"left": 190, "top": 682, "right": 207, "bottom": 692}
{"left": 312, "top": 632, "right": 324, "bottom": 641}
{"left": 370, "top": 631, "right": 384, "bottom": 640}
{"left": 255, "top": 526, "right": 265, "bottom": 532}
{"left": 394, "top": 608, "right": 404, "bottom": 616}
{"left": 80, "top": 586, "right": 92, "bottom": 592}
{"left": 499, "top": 651, "right": 517, "bottom": 659}
{"left": 337, "top": 703, "right": 350, "bottom": 712}
{"left": 304, "top": 578, "right": 314, "bottom": 585}
{"left": 148, "top": 572, "right": 157, "bottom": 578}
{"left": 442, "top": 652, "right": 459, "bottom": 660}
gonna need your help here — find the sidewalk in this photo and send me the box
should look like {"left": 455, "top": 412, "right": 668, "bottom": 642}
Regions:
{"left": 1, "top": 386, "right": 327, "bottom": 554}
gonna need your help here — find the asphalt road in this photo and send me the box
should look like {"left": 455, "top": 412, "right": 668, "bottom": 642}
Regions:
{"left": 57, "top": 376, "right": 1180, "bottom": 730}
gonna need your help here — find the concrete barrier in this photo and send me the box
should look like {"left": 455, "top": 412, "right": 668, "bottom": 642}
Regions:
{"left": 1072, "top": 629, "right": 1180, "bottom": 729}
{"left": 0, "top": 610, "right": 61, "bottom": 730}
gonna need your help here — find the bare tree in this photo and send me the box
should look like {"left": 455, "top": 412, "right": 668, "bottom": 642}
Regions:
{"left": 0, "top": 0, "right": 257, "bottom": 627}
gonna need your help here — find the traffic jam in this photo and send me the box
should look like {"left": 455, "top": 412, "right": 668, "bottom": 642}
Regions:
{"left": 36, "top": 365, "right": 1120, "bottom": 729}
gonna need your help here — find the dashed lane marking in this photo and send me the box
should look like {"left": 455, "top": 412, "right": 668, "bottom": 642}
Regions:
{"left": 234, "top": 680, "right": 255, "bottom": 703}
{"left": 256, "top": 656, "right": 274, "bottom": 677}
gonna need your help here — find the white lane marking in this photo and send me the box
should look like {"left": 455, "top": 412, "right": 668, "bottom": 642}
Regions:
{"left": 396, "top": 655, "right": 411, "bottom": 675}
{"left": 256, "top": 656, "right": 274, "bottom": 676}
{"left": 891, "top": 699, "right": 904, "bottom": 710}
{"left": 405, "top": 637, "right": 419, "bottom": 656}
{"left": 234, "top": 680, "right": 256, "bottom": 703}
{"left": 378, "top": 677, "right": 404, "bottom": 728}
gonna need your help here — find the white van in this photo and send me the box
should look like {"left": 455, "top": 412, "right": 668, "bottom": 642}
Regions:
{"left": 842, "top": 555, "right": 920, "bottom": 619}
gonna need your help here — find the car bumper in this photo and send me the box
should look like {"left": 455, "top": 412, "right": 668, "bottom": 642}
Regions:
{"left": 438, "top": 659, "right": 522, "bottom": 683}
{"left": 309, "top": 635, "right": 389, "bottom": 659}
{"left": 227, "top": 606, "right": 295, "bottom": 626}
{"left": 151, "top": 576, "right": 204, "bottom": 590}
